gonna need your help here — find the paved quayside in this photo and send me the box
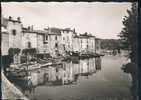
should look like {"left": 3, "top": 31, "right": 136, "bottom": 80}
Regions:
{"left": 1, "top": 70, "right": 29, "bottom": 100}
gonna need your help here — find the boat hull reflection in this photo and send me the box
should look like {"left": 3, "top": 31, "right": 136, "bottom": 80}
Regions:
{"left": 7, "top": 57, "right": 102, "bottom": 99}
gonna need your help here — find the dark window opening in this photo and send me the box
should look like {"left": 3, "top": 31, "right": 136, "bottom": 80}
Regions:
{"left": 12, "top": 29, "right": 16, "bottom": 36}
{"left": 63, "top": 37, "right": 65, "bottom": 40}
{"left": 55, "top": 43, "right": 58, "bottom": 48}
{"left": 28, "top": 42, "right": 31, "bottom": 48}
{"left": 55, "top": 36, "right": 57, "bottom": 40}
{"left": 46, "top": 35, "right": 48, "bottom": 40}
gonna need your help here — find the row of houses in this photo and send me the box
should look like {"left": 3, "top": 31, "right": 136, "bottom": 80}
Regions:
{"left": 19, "top": 58, "right": 100, "bottom": 88}
{"left": 1, "top": 16, "right": 101, "bottom": 64}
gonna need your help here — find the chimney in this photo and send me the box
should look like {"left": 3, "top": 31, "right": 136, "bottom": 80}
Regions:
{"left": 17, "top": 17, "right": 21, "bottom": 22}
{"left": 9, "top": 16, "right": 12, "bottom": 20}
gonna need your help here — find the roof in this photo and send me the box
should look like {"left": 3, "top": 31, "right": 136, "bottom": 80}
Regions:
{"left": 45, "top": 27, "right": 62, "bottom": 35}
{"left": 73, "top": 33, "right": 95, "bottom": 39}
{"left": 22, "top": 28, "right": 47, "bottom": 35}
{"left": 2, "top": 17, "right": 22, "bottom": 29}
{"left": 8, "top": 19, "right": 21, "bottom": 23}
{"left": 61, "top": 28, "right": 74, "bottom": 32}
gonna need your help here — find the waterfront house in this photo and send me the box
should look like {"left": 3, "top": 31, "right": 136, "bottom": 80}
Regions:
{"left": 95, "top": 38, "right": 102, "bottom": 54}
{"left": 1, "top": 16, "right": 23, "bottom": 64}
{"left": 22, "top": 27, "right": 48, "bottom": 54}
{"left": 60, "top": 28, "right": 76, "bottom": 55}
{"left": 1, "top": 16, "right": 9, "bottom": 56}
{"left": 1, "top": 15, "right": 99, "bottom": 67}
{"left": 79, "top": 34, "right": 89, "bottom": 54}
{"left": 72, "top": 33, "right": 96, "bottom": 55}
{"left": 1, "top": 25, "right": 10, "bottom": 69}
{"left": 72, "top": 35, "right": 81, "bottom": 53}
{"left": 44, "top": 27, "right": 62, "bottom": 57}
{"left": 87, "top": 35, "right": 96, "bottom": 53}
{"left": 4, "top": 16, "right": 23, "bottom": 49}
{"left": 1, "top": 26, "right": 9, "bottom": 56}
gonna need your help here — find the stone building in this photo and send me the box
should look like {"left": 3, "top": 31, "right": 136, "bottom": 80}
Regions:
{"left": 1, "top": 15, "right": 98, "bottom": 64}
{"left": 95, "top": 38, "right": 102, "bottom": 54}
{"left": 44, "top": 27, "right": 62, "bottom": 57}
{"left": 1, "top": 16, "right": 23, "bottom": 64}
{"left": 72, "top": 35, "right": 81, "bottom": 53}
{"left": 60, "top": 28, "right": 76, "bottom": 54}
{"left": 87, "top": 35, "right": 96, "bottom": 53}
{"left": 78, "top": 33, "right": 89, "bottom": 54}
{"left": 1, "top": 16, "right": 50, "bottom": 65}
{"left": 22, "top": 27, "right": 38, "bottom": 49}
{"left": 1, "top": 16, "right": 9, "bottom": 54}
{"left": 72, "top": 33, "right": 96, "bottom": 54}
{"left": 1, "top": 26, "right": 9, "bottom": 56}
{"left": 4, "top": 16, "right": 23, "bottom": 49}
{"left": 22, "top": 27, "right": 48, "bottom": 54}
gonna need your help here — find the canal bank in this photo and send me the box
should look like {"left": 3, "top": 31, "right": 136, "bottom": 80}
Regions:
{"left": 5, "top": 54, "right": 133, "bottom": 100}
{"left": 1, "top": 71, "right": 29, "bottom": 100}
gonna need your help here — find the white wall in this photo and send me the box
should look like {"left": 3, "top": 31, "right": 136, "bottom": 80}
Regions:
{"left": 7, "top": 21, "right": 22, "bottom": 49}
{"left": 1, "top": 33, "right": 9, "bottom": 55}
{"left": 48, "top": 35, "right": 62, "bottom": 57}
{"left": 37, "top": 34, "right": 45, "bottom": 53}
{"left": 22, "top": 32, "right": 37, "bottom": 49}
{"left": 61, "top": 30, "right": 74, "bottom": 52}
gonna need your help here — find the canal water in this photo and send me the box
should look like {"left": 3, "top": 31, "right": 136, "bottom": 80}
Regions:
{"left": 8, "top": 55, "right": 133, "bottom": 100}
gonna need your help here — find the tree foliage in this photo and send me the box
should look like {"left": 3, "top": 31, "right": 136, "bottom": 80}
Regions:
{"left": 22, "top": 48, "right": 37, "bottom": 55}
{"left": 119, "top": 3, "right": 138, "bottom": 63}
{"left": 101, "top": 39, "right": 122, "bottom": 50}
{"left": 8, "top": 48, "right": 21, "bottom": 56}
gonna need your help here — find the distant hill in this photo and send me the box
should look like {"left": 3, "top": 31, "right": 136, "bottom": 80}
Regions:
{"left": 100, "top": 39, "right": 122, "bottom": 50}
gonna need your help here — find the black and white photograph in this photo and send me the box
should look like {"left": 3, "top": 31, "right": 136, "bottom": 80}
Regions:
{"left": 1, "top": 2, "right": 138, "bottom": 100}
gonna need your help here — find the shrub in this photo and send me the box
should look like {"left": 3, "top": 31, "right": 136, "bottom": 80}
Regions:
{"left": 8, "top": 48, "right": 21, "bottom": 56}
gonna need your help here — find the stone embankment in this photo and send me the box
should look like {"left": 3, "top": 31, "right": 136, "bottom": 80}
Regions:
{"left": 1, "top": 71, "right": 29, "bottom": 100}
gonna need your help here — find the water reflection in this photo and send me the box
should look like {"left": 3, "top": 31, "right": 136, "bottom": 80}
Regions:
{"left": 8, "top": 57, "right": 101, "bottom": 96}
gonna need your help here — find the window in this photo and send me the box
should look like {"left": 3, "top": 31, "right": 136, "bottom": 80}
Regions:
{"left": 12, "top": 29, "right": 16, "bottom": 36}
{"left": 55, "top": 43, "right": 58, "bottom": 48}
{"left": 63, "top": 37, "right": 65, "bottom": 40}
{"left": 55, "top": 36, "right": 57, "bottom": 40}
{"left": 46, "top": 35, "right": 48, "bottom": 40}
{"left": 28, "top": 42, "right": 31, "bottom": 48}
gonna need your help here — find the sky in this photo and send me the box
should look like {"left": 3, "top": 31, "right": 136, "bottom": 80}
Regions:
{"left": 2, "top": 2, "right": 131, "bottom": 39}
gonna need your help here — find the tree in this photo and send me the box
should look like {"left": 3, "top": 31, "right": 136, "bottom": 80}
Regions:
{"left": 22, "top": 48, "right": 37, "bottom": 62}
{"left": 119, "top": 3, "right": 138, "bottom": 64}
{"left": 8, "top": 48, "right": 21, "bottom": 64}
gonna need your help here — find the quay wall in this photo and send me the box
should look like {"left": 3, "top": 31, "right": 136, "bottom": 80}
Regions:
{"left": 1, "top": 71, "right": 29, "bottom": 100}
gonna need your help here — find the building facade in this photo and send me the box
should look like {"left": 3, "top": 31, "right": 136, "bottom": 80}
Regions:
{"left": 72, "top": 35, "right": 81, "bottom": 53}
{"left": 95, "top": 38, "right": 101, "bottom": 54}
{"left": 1, "top": 16, "right": 98, "bottom": 64}
{"left": 60, "top": 28, "right": 76, "bottom": 53}
{"left": 6, "top": 16, "right": 23, "bottom": 49}
{"left": 45, "top": 27, "right": 62, "bottom": 57}
{"left": 1, "top": 26, "right": 9, "bottom": 56}
{"left": 87, "top": 35, "right": 95, "bottom": 53}
{"left": 22, "top": 27, "right": 49, "bottom": 54}
{"left": 1, "top": 16, "right": 23, "bottom": 64}
{"left": 72, "top": 33, "right": 96, "bottom": 54}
